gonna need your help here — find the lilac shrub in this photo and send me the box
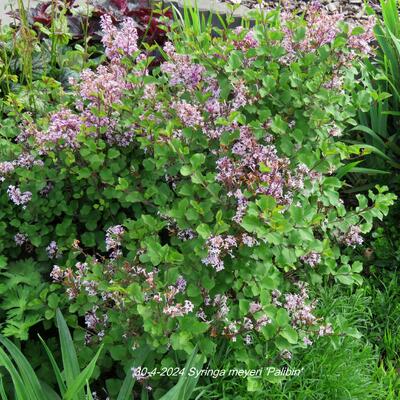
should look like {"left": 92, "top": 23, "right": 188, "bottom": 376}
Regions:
{"left": 0, "top": 2, "right": 396, "bottom": 392}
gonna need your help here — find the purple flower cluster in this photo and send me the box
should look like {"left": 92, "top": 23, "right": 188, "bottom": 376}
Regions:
{"left": 280, "top": 2, "right": 342, "bottom": 63}
{"left": 300, "top": 252, "right": 321, "bottom": 267}
{"left": 14, "top": 233, "right": 28, "bottom": 246}
{"left": 163, "top": 300, "right": 194, "bottom": 317}
{"left": 0, "top": 162, "right": 14, "bottom": 181}
{"left": 7, "top": 185, "right": 32, "bottom": 208}
{"left": 105, "top": 225, "right": 125, "bottom": 259}
{"left": 202, "top": 235, "right": 238, "bottom": 271}
{"left": 172, "top": 100, "right": 204, "bottom": 128}
{"left": 50, "top": 265, "right": 64, "bottom": 282}
{"left": 233, "top": 27, "right": 259, "bottom": 51}
{"left": 338, "top": 225, "right": 364, "bottom": 247}
{"left": 100, "top": 15, "right": 138, "bottom": 61}
{"left": 35, "top": 109, "right": 82, "bottom": 151}
{"left": 216, "top": 126, "right": 306, "bottom": 208}
{"left": 283, "top": 282, "right": 317, "bottom": 327}
{"left": 161, "top": 42, "right": 205, "bottom": 90}
{"left": 46, "top": 241, "right": 61, "bottom": 259}
{"left": 78, "top": 64, "right": 128, "bottom": 109}
{"left": 213, "top": 294, "right": 230, "bottom": 319}
{"left": 175, "top": 276, "right": 187, "bottom": 292}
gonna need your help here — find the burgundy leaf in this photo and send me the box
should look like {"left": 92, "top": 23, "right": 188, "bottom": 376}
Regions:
{"left": 111, "top": 0, "right": 128, "bottom": 12}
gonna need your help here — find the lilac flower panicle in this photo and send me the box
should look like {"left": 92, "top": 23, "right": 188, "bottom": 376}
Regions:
{"left": 202, "top": 235, "right": 237, "bottom": 271}
{"left": 105, "top": 225, "right": 125, "bottom": 258}
{"left": 249, "top": 302, "right": 262, "bottom": 313}
{"left": 300, "top": 252, "right": 321, "bottom": 267}
{"left": 46, "top": 241, "right": 60, "bottom": 259}
{"left": 7, "top": 185, "right": 32, "bottom": 208}
{"left": 175, "top": 276, "right": 187, "bottom": 292}
{"left": 339, "top": 225, "right": 364, "bottom": 247}
{"left": 161, "top": 42, "right": 205, "bottom": 90}
{"left": 50, "top": 265, "right": 64, "bottom": 282}
{"left": 14, "top": 233, "right": 27, "bottom": 246}
{"left": 100, "top": 15, "right": 138, "bottom": 61}
{"left": 0, "top": 161, "right": 15, "bottom": 181}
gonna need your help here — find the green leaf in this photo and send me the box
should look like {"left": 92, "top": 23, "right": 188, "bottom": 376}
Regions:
{"left": 196, "top": 223, "right": 211, "bottom": 239}
{"left": 64, "top": 345, "right": 103, "bottom": 400}
{"left": 56, "top": 309, "right": 82, "bottom": 399}
{"left": 280, "top": 327, "right": 298, "bottom": 344}
{"left": 0, "top": 336, "right": 44, "bottom": 400}
{"left": 38, "top": 335, "right": 67, "bottom": 396}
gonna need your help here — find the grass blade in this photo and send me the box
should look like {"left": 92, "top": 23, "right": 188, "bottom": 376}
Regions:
{"left": 0, "top": 347, "right": 28, "bottom": 400}
{"left": 63, "top": 344, "right": 103, "bottom": 400}
{"left": 38, "top": 334, "right": 67, "bottom": 395}
{"left": 0, "top": 377, "right": 8, "bottom": 400}
{"left": 0, "top": 336, "right": 43, "bottom": 400}
{"left": 56, "top": 309, "right": 82, "bottom": 399}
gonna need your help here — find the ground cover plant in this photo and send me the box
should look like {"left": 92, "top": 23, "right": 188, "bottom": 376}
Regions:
{"left": 0, "top": 0, "right": 399, "bottom": 398}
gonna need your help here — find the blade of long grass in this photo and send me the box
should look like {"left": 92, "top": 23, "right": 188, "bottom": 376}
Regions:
{"left": 351, "top": 167, "right": 391, "bottom": 175}
{"left": 0, "top": 377, "right": 8, "bottom": 400}
{"left": 38, "top": 334, "right": 67, "bottom": 396}
{"left": 0, "top": 336, "right": 44, "bottom": 400}
{"left": 63, "top": 345, "right": 103, "bottom": 400}
{"left": 86, "top": 382, "right": 93, "bottom": 400}
{"left": 116, "top": 372, "right": 135, "bottom": 400}
{"left": 56, "top": 309, "right": 82, "bottom": 399}
{"left": 40, "top": 382, "right": 62, "bottom": 400}
{"left": 159, "top": 345, "right": 204, "bottom": 400}
{"left": 336, "top": 161, "right": 362, "bottom": 179}
{"left": 351, "top": 125, "right": 386, "bottom": 151}
{"left": 0, "top": 347, "right": 28, "bottom": 400}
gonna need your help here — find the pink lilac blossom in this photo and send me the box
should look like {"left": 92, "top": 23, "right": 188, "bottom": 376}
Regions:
{"left": 255, "top": 315, "right": 272, "bottom": 331}
{"left": 318, "top": 323, "right": 334, "bottom": 337}
{"left": 105, "top": 225, "right": 125, "bottom": 258}
{"left": 244, "top": 334, "right": 253, "bottom": 345}
{"left": 172, "top": 100, "right": 204, "bottom": 128}
{"left": 0, "top": 161, "right": 14, "bottom": 176}
{"left": 175, "top": 276, "right": 187, "bottom": 292}
{"left": 338, "top": 225, "right": 364, "bottom": 247}
{"left": 78, "top": 64, "right": 129, "bottom": 109}
{"left": 347, "top": 16, "right": 375, "bottom": 57}
{"left": 271, "top": 289, "right": 282, "bottom": 306}
{"left": 202, "top": 235, "right": 237, "bottom": 271}
{"left": 177, "top": 228, "right": 196, "bottom": 241}
{"left": 249, "top": 302, "right": 262, "bottom": 313}
{"left": 243, "top": 317, "right": 254, "bottom": 330}
{"left": 7, "top": 185, "right": 32, "bottom": 208}
{"left": 100, "top": 15, "right": 138, "bottom": 61}
{"left": 234, "top": 30, "right": 259, "bottom": 51}
{"left": 160, "top": 42, "right": 205, "bottom": 90}
{"left": 280, "top": 2, "right": 342, "bottom": 64}
{"left": 303, "top": 336, "right": 313, "bottom": 346}
{"left": 35, "top": 109, "right": 82, "bottom": 151}
{"left": 14, "top": 233, "right": 27, "bottom": 246}
{"left": 300, "top": 252, "right": 321, "bottom": 267}
{"left": 163, "top": 300, "right": 194, "bottom": 317}
{"left": 216, "top": 126, "right": 302, "bottom": 206}
{"left": 229, "top": 189, "right": 249, "bottom": 224}
{"left": 50, "top": 265, "right": 64, "bottom": 282}
{"left": 14, "top": 153, "right": 43, "bottom": 169}
{"left": 213, "top": 294, "right": 229, "bottom": 319}
{"left": 46, "top": 241, "right": 60, "bottom": 259}
{"left": 241, "top": 233, "right": 258, "bottom": 247}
